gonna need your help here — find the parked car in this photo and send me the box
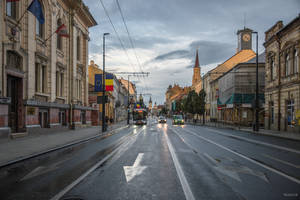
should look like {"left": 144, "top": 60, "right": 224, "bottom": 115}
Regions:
{"left": 172, "top": 115, "right": 184, "bottom": 125}
{"left": 158, "top": 116, "right": 167, "bottom": 123}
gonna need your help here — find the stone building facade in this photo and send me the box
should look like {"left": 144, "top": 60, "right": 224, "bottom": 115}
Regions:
{"left": 218, "top": 53, "right": 265, "bottom": 126}
{"left": 0, "top": 0, "right": 97, "bottom": 137}
{"left": 264, "top": 15, "right": 300, "bottom": 133}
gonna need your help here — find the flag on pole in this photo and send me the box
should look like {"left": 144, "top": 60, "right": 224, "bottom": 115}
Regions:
{"left": 94, "top": 74, "right": 103, "bottom": 92}
{"left": 105, "top": 73, "right": 114, "bottom": 91}
{"left": 27, "top": 0, "right": 45, "bottom": 24}
{"left": 55, "top": 24, "right": 69, "bottom": 37}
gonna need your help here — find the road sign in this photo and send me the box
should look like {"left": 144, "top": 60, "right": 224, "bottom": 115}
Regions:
{"left": 97, "top": 96, "right": 108, "bottom": 104}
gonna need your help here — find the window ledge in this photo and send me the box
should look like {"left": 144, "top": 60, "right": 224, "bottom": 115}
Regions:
{"left": 56, "top": 96, "right": 66, "bottom": 100}
{"left": 36, "top": 36, "right": 46, "bottom": 46}
{"left": 56, "top": 49, "right": 64, "bottom": 58}
{"left": 35, "top": 92, "right": 50, "bottom": 97}
{"left": 5, "top": 16, "right": 19, "bottom": 27}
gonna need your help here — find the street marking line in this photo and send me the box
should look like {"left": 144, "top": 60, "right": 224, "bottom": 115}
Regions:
{"left": 164, "top": 129, "right": 196, "bottom": 200}
{"left": 123, "top": 153, "right": 147, "bottom": 183}
{"left": 193, "top": 126, "right": 300, "bottom": 155}
{"left": 50, "top": 128, "right": 144, "bottom": 200}
{"left": 262, "top": 154, "right": 300, "bottom": 169}
{"left": 181, "top": 128, "right": 300, "bottom": 185}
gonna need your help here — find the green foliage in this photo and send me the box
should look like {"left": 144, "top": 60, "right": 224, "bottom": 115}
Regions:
{"left": 184, "top": 89, "right": 206, "bottom": 116}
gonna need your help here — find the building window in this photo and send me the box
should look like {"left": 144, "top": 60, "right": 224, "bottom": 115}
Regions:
{"left": 287, "top": 99, "right": 295, "bottom": 126}
{"left": 35, "top": 63, "right": 47, "bottom": 93}
{"left": 270, "top": 101, "right": 274, "bottom": 124}
{"left": 77, "top": 36, "right": 80, "bottom": 61}
{"left": 6, "top": 1, "right": 17, "bottom": 19}
{"left": 76, "top": 79, "right": 82, "bottom": 100}
{"left": 36, "top": 18, "right": 44, "bottom": 38}
{"left": 294, "top": 49, "right": 298, "bottom": 74}
{"left": 285, "top": 54, "right": 291, "bottom": 76}
{"left": 270, "top": 57, "right": 275, "bottom": 81}
{"left": 57, "top": 19, "right": 62, "bottom": 50}
{"left": 60, "top": 73, "right": 64, "bottom": 97}
{"left": 56, "top": 71, "right": 64, "bottom": 97}
{"left": 56, "top": 71, "right": 59, "bottom": 96}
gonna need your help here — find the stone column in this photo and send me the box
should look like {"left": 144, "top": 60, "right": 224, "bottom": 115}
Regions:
{"left": 27, "top": 14, "right": 36, "bottom": 99}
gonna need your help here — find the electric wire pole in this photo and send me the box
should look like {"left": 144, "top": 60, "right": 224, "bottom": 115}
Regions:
{"left": 112, "top": 72, "right": 150, "bottom": 125}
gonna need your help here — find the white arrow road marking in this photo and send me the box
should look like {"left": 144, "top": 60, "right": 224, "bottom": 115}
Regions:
{"left": 123, "top": 153, "right": 147, "bottom": 183}
{"left": 203, "top": 153, "right": 269, "bottom": 183}
{"left": 263, "top": 154, "right": 300, "bottom": 169}
{"left": 181, "top": 128, "right": 300, "bottom": 184}
{"left": 20, "top": 159, "right": 67, "bottom": 181}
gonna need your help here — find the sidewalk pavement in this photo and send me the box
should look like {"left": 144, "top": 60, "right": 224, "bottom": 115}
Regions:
{"left": 187, "top": 121, "right": 300, "bottom": 141}
{"left": 0, "top": 121, "right": 128, "bottom": 167}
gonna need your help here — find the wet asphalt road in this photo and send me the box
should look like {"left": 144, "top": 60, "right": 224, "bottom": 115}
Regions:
{"left": 1, "top": 118, "right": 300, "bottom": 200}
{"left": 62, "top": 118, "right": 300, "bottom": 200}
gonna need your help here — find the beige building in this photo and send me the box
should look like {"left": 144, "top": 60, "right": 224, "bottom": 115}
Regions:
{"left": 0, "top": 0, "right": 97, "bottom": 137}
{"left": 203, "top": 28, "right": 256, "bottom": 122}
{"left": 264, "top": 15, "right": 300, "bottom": 133}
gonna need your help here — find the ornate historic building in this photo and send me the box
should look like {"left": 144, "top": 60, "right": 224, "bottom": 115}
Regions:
{"left": 148, "top": 97, "right": 152, "bottom": 113}
{"left": 0, "top": 0, "right": 97, "bottom": 137}
{"left": 204, "top": 27, "right": 256, "bottom": 122}
{"left": 264, "top": 15, "right": 300, "bottom": 133}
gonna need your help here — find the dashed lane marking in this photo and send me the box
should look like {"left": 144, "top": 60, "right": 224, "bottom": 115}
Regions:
{"left": 180, "top": 128, "right": 300, "bottom": 185}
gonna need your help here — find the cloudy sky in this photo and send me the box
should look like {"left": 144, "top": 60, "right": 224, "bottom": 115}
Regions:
{"left": 85, "top": 0, "right": 300, "bottom": 105}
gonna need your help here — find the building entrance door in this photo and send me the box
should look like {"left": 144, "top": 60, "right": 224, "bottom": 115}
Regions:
{"left": 7, "top": 75, "right": 22, "bottom": 133}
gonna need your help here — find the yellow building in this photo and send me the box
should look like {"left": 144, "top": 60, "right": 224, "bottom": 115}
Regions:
{"left": 88, "top": 61, "right": 115, "bottom": 124}
{"left": 205, "top": 28, "right": 256, "bottom": 122}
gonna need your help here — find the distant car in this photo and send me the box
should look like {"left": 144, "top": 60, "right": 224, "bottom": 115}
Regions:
{"left": 172, "top": 115, "right": 184, "bottom": 125}
{"left": 158, "top": 116, "right": 167, "bottom": 123}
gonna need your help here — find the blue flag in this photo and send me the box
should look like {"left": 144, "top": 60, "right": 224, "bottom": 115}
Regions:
{"left": 27, "top": 0, "right": 44, "bottom": 24}
{"left": 95, "top": 74, "right": 103, "bottom": 92}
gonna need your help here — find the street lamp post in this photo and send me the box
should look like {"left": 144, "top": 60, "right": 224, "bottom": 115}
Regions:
{"left": 102, "top": 33, "right": 109, "bottom": 132}
{"left": 252, "top": 31, "right": 259, "bottom": 132}
{"left": 127, "top": 75, "right": 131, "bottom": 125}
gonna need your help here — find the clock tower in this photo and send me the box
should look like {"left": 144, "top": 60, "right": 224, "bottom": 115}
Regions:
{"left": 237, "top": 28, "right": 252, "bottom": 51}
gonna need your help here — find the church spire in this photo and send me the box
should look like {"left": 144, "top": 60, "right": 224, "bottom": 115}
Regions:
{"left": 192, "top": 49, "right": 201, "bottom": 86}
{"left": 194, "top": 49, "right": 200, "bottom": 68}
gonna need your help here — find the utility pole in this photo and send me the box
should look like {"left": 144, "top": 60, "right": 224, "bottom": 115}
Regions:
{"left": 111, "top": 72, "right": 150, "bottom": 125}
{"left": 252, "top": 31, "right": 259, "bottom": 132}
{"left": 102, "top": 33, "right": 109, "bottom": 132}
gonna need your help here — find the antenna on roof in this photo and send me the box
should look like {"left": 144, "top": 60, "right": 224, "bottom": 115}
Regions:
{"left": 243, "top": 12, "right": 247, "bottom": 29}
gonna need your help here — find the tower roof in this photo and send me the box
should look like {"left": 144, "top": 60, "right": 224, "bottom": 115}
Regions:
{"left": 149, "top": 97, "right": 152, "bottom": 103}
{"left": 194, "top": 50, "right": 200, "bottom": 68}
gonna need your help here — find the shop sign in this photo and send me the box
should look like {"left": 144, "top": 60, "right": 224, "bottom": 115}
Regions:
{"left": 27, "top": 107, "right": 36, "bottom": 115}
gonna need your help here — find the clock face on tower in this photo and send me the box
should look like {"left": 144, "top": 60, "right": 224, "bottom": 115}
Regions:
{"left": 242, "top": 33, "right": 251, "bottom": 42}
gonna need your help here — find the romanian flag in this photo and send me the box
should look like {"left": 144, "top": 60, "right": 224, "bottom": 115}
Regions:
{"left": 105, "top": 73, "right": 114, "bottom": 91}
{"left": 55, "top": 24, "right": 69, "bottom": 37}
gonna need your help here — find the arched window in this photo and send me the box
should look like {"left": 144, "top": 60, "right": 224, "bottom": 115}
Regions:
{"left": 77, "top": 36, "right": 81, "bottom": 61}
{"left": 35, "top": 0, "right": 44, "bottom": 38}
{"left": 285, "top": 54, "right": 290, "bottom": 76}
{"left": 57, "top": 19, "right": 62, "bottom": 50}
{"left": 270, "top": 57, "right": 275, "bottom": 81}
{"left": 294, "top": 49, "right": 298, "bottom": 74}
{"left": 6, "top": 1, "right": 17, "bottom": 19}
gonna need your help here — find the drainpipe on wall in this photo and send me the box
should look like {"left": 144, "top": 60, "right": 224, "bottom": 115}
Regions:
{"left": 68, "top": 8, "right": 74, "bottom": 129}
{"left": 275, "top": 34, "right": 281, "bottom": 131}
{"left": 2, "top": 42, "right": 4, "bottom": 96}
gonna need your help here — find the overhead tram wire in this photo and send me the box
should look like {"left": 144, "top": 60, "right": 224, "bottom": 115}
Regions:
{"left": 98, "top": 0, "right": 137, "bottom": 73}
{"left": 115, "top": 0, "right": 149, "bottom": 95}
{"left": 98, "top": 0, "right": 146, "bottom": 95}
